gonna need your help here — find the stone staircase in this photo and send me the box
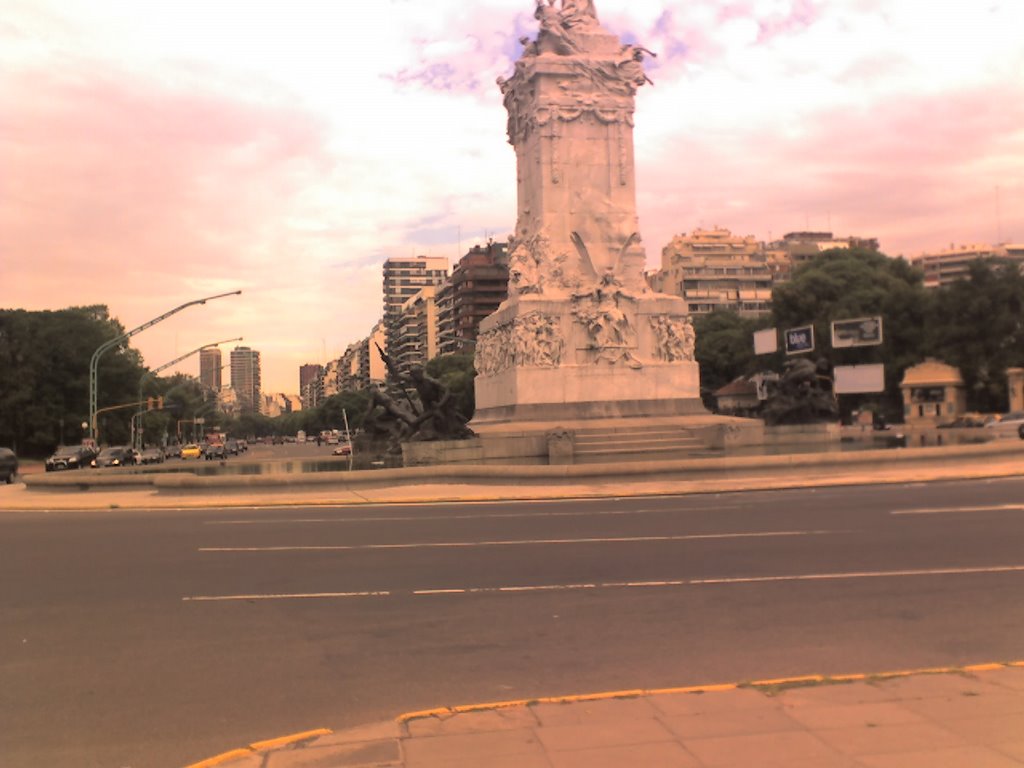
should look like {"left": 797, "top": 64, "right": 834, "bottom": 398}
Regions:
{"left": 570, "top": 424, "right": 705, "bottom": 463}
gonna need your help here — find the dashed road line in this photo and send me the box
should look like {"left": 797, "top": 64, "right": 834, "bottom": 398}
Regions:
{"left": 198, "top": 530, "right": 837, "bottom": 553}
{"left": 182, "top": 564, "right": 1024, "bottom": 603}
{"left": 892, "top": 503, "right": 1024, "bottom": 515}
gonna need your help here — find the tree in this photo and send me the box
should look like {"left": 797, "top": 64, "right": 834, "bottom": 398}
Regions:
{"left": 425, "top": 353, "right": 476, "bottom": 419}
{"left": 693, "top": 311, "right": 770, "bottom": 408}
{"left": 927, "top": 259, "right": 1024, "bottom": 412}
{"left": 770, "top": 248, "right": 930, "bottom": 420}
{"left": 0, "top": 306, "right": 146, "bottom": 454}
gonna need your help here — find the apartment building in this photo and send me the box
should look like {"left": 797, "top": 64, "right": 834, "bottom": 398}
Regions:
{"left": 648, "top": 228, "right": 776, "bottom": 315}
{"left": 437, "top": 242, "right": 509, "bottom": 356}
{"left": 229, "top": 346, "right": 262, "bottom": 415}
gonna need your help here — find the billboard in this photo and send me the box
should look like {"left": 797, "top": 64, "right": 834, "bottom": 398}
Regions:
{"left": 833, "top": 364, "right": 885, "bottom": 394}
{"left": 831, "top": 316, "right": 883, "bottom": 348}
{"left": 753, "top": 328, "right": 778, "bottom": 355}
{"left": 784, "top": 325, "right": 815, "bottom": 355}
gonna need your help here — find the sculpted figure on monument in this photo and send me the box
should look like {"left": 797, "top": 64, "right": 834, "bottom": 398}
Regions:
{"left": 573, "top": 269, "right": 642, "bottom": 368}
{"left": 560, "top": 0, "right": 599, "bottom": 28}
{"left": 650, "top": 315, "right": 696, "bottom": 363}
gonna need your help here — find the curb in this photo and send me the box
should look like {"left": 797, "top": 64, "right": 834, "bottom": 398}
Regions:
{"left": 184, "top": 728, "right": 332, "bottom": 768}
{"left": 396, "top": 659, "right": 1024, "bottom": 723}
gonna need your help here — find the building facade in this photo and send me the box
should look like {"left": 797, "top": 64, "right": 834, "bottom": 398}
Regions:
{"left": 391, "top": 285, "right": 439, "bottom": 377}
{"left": 437, "top": 242, "right": 509, "bottom": 356}
{"left": 229, "top": 346, "right": 262, "bottom": 415}
{"left": 648, "top": 228, "right": 777, "bottom": 315}
{"left": 383, "top": 256, "right": 448, "bottom": 377}
{"left": 199, "top": 348, "right": 222, "bottom": 392}
{"left": 909, "top": 243, "right": 1024, "bottom": 288}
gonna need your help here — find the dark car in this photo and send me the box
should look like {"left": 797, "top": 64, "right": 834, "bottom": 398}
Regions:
{"left": 140, "top": 447, "right": 165, "bottom": 465}
{"left": 91, "top": 446, "right": 137, "bottom": 468}
{"left": 205, "top": 443, "right": 227, "bottom": 460}
{"left": 0, "top": 448, "right": 18, "bottom": 484}
{"left": 45, "top": 444, "right": 97, "bottom": 472}
{"left": 224, "top": 439, "right": 239, "bottom": 455}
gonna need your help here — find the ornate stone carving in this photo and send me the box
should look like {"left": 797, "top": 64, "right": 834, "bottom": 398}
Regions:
{"left": 476, "top": 311, "right": 564, "bottom": 376}
{"left": 649, "top": 314, "right": 696, "bottom": 362}
{"left": 507, "top": 231, "right": 585, "bottom": 297}
{"left": 572, "top": 270, "right": 642, "bottom": 368}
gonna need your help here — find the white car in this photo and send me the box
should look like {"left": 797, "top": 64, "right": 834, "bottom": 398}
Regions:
{"left": 984, "top": 412, "right": 1024, "bottom": 439}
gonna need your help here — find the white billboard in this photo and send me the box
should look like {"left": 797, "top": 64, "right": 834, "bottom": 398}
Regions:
{"left": 833, "top": 364, "right": 885, "bottom": 394}
{"left": 753, "top": 328, "right": 778, "bottom": 355}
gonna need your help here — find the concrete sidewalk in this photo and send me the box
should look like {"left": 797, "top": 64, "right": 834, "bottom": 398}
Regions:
{"left": 190, "top": 663, "right": 1024, "bottom": 767}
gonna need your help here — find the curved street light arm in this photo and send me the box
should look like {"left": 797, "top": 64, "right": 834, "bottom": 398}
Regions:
{"left": 90, "top": 291, "right": 242, "bottom": 439}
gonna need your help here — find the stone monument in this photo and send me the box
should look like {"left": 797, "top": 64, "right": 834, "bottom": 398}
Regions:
{"left": 473, "top": 0, "right": 703, "bottom": 424}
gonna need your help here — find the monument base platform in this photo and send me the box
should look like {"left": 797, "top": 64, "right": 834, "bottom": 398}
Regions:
{"left": 402, "top": 413, "right": 765, "bottom": 467}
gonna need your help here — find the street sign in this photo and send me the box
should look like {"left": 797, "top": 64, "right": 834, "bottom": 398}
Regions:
{"left": 784, "top": 325, "right": 815, "bottom": 355}
{"left": 832, "top": 316, "right": 883, "bottom": 348}
{"left": 195, "top": 417, "right": 205, "bottom": 425}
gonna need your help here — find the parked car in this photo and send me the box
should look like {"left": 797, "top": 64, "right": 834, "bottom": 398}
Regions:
{"left": 205, "top": 443, "right": 227, "bottom": 460}
{"left": 984, "top": 412, "right": 1024, "bottom": 439}
{"left": 45, "top": 444, "right": 97, "bottom": 472}
{"left": 180, "top": 443, "right": 203, "bottom": 460}
{"left": 91, "top": 446, "right": 137, "bottom": 468}
{"left": 0, "top": 447, "right": 18, "bottom": 484}
{"left": 332, "top": 443, "right": 353, "bottom": 456}
{"left": 140, "top": 447, "right": 165, "bottom": 465}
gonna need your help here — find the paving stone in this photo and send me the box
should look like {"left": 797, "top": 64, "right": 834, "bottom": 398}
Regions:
{"left": 901, "top": 692, "right": 1024, "bottom": 721}
{"left": 680, "top": 729, "right": 845, "bottom": 766}
{"left": 811, "top": 721, "right": 969, "bottom": 757}
{"left": 994, "top": 740, "right": 1024, "bottom": 761}
{"left": 984, "top": 668, "right": 1024, "bottom": 692}
{"left": 660, "top": 707, "right": 803, "bottom": 740}
{"left": 546, "top": 740, "right": 701, "bottom": 768}
{"left": 930, "top": 713, "right": 1024, "bottom": 745}
{"left": 530, "top": 696, "right": 660, "bottom": 727}
{"left": 779, "top": 681, "right": 902, "bottom": 707}
{"left": 857, "top": 745, "right": 1024, "bottom": 767}
{"left": 782, "top": 701, "right": 928, "bottom": 729}
{"left": 263, "top": 739, "right": 401, "bottom": 767}
{"left": 871, "top": 673, "right": 1006, "bottom": 700}
{"left": 407, "top": 707, "right": 537, "bottom": 736}
{"left": 311, "top": 721, "right": 402, "bottom": 746}
{"left": 650, "top": 688, "right": 778, "bottom": 717}
{"left": 535, "top": 718, "right": 677, "bottom": 752}
{"left": 401, "top": 728, "right": 548, "bottom": 767}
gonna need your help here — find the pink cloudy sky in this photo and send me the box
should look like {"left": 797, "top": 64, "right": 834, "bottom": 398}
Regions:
{"left": 3, "top": 0, "right": 1023, "bottom": 394}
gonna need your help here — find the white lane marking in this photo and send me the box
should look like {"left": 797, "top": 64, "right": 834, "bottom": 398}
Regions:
{"left": 892, "top": 504, "right": 1024, "bottom": 515}
{"left": 202, "top": 506, "right": 745, "bottom": 525}
{"left": 198, "top": 530, "right": 837, "bottom": 553}
{"left": 182, "top": 565, "right": 1024, "bottom": 603}
{"left": 183, "top": 590, "right": 390, "bottom": 602}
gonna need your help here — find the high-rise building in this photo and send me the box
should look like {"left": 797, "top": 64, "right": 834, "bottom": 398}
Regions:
{"left": 230, "top": 346, "right": 262, "bottom": 415}
{"left": 299, "top": 364, "right": 323, "bottom": 396}
{"left": 383, "top": 256, "right": 448, "bottom": 377}
{"left": 437, "top": 242, "right": 509, "bottom": 356}
{"left": 392, "top": 285, "right": 440, "bottom": 377}
{"left": 199, "top": 348, "right": 222, "bottom": 392}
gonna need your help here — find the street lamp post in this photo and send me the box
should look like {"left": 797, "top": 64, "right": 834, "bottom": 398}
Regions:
{"left": 135, "top": 337, "right": 242, "bottom": 449}
{"left": 89, "top": 291, "right": 241, "bottom": 440}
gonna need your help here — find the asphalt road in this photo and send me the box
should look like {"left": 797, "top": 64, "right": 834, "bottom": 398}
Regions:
{"left": 2, "top": 478, "right": 1024, "bottom": 767}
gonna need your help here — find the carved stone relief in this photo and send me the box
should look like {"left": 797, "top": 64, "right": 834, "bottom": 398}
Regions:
{"left": 649, "top": 314, "right": 696, "bottom": 363}
{"left": 571, "top": 270, "right": 642, "bottom": 368}
{"left": 476, "top": 311, "right": 564, "bottom": 376}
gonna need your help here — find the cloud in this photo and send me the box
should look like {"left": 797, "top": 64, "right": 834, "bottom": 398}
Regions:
{"left": 3, "top": 0, "right": 1024, "bottom": 392}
